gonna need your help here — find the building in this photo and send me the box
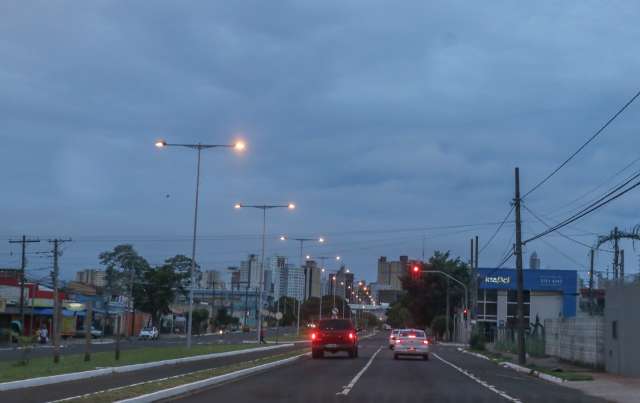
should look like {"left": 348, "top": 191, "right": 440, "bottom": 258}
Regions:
{"left": 239, "top": 254, "right": 261, "bottom": 290}
{"left": 75, "top": 269, "right": 107, "bottom": 288}
{"left": 476, "top": 268, "right": 578, "bottom": 332}
{"left": 303, "top": 260, "right": 322, "bottom": 299}
{"left": 529, "top": 252, "right": 541, "bottom": 270}
{"left": 377, "top": 256, "right": 408, "bottom": 290}
{"left": 269, "top": 256, "right": 288, "bottom": 300}
{"left": 286, "top": 266, "right": 305, "bottom": 301}
{"left": 199, "top": 270, "right": 224, "bottom": 290}
{"left": 370, "top": 282, "right": 404, "bottom": 304}
{"left": 229, "top": 267, "right": 241, "bottom": 290}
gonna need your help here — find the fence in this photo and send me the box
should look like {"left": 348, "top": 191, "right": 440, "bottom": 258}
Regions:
{"left": 544, "top": 316, "right": 604, "bottom": 368}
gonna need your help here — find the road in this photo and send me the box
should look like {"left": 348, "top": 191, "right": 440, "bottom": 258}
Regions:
{"left": 176, "top": 333, "right": 604, "bottom": 403}
{"left": 0, "top": 327, "right": 296, "bottom": 361}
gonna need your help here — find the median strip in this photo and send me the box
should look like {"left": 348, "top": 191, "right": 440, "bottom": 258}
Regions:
{"left": 0, "top": 343, "right": 293, "bottom": 391}
{"left": 52, "top": 350, "right": 308, "bottom": 403}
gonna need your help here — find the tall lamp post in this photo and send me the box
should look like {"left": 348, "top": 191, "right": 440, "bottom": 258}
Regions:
{"left": 279, "top": 236, "right": 324, "bottom": 335}
{"left": 155, "top": 138, "right": 245, "bottom": 349}
{"left": 234, "top": 203, "right": 295, "bottom": 344}
{"left": 309, "top": 255, "right": 340, "bottom": 321}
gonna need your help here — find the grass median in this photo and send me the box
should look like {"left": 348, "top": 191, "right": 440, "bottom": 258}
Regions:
{"left": 61, "top": 349, "right": 308, "bottom": 403}
{"left": 0, "top": 343, "right": 262, "bottom": 383}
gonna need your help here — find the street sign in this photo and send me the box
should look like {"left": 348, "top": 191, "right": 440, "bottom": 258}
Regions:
{"left": 275, "top": 312, "right": 283, "bottom": 320}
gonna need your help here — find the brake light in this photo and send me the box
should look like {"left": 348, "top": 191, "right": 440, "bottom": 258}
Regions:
{"left": 423, "top": 340, "right": 429, "bottom": 345}
{"left": 408, "top": 334, "right": 416, "bottom": 338}
{"left": 396, "top": 339, "right": 401, "bottom": 344}
{"left": 311, "top": 333, "right": 317, "bottom": 340}
{"left": 348, "top": 332, "right": 354, "bottom": 340}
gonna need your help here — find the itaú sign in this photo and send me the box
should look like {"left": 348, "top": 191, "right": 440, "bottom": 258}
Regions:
{"left": 484, "top": 276, "right": 511, "bottom": 284}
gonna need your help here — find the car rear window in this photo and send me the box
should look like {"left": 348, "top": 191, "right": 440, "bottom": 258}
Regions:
{"left": 399, "top": 330, "right": 425, "bottom": 338}
{"left": 319, "top": 320, "right": 352, "bottom": 330}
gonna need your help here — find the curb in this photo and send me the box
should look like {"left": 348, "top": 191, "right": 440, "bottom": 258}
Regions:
{"left": 115, "top": 353, "right": 308, "bottom": 402}
{"left": 457, "top": 348, "right": 565, "bottom": 384}
{"left": 0, "top": 344, "right": 294, "bottom": 392}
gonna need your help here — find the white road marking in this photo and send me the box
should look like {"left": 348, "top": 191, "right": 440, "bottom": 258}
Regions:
{"left": 336, "top": 346, "right": 382, "bottom": 396}
{"left": 432, "top": 353, "right": 522, "bottom": 403}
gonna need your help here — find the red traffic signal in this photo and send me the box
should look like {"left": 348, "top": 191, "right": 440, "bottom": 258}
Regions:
{"left": 412, "top": 266, "right": 420, "bottom": 273}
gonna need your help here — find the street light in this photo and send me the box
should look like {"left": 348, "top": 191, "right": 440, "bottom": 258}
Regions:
{"left": 234, "top": 203, "right": 295, "bottom": 344}
{"left": 279, "top": 235, "right": 325, "bottom": 335}
{"left": 155, "top": 138, "right": 245, "bottom": 349}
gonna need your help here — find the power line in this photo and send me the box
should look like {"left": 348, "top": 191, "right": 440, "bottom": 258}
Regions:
{"left": 523, "top": 88, "right": 640, "bottom": 199}
{"left": 522, "top": 204, "right": 613, "bottom": 252}
{"left": 525, "top": 173, "right": 640, "bottom": 244}
{"left": 479, "top": 206, "right": 514, "bottom": 255}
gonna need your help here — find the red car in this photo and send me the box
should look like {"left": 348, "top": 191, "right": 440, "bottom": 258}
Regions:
{"left": 311, "top": 319, "right": 359, "bottom": 359}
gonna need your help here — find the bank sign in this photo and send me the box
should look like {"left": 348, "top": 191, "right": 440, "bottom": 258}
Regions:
{"left": 477, "top": 268, "right": 578, "bottom": 317}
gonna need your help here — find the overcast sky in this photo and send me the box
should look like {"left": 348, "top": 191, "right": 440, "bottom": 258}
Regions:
{"left": 2, "top": 1, "right": 640, "bottom": 283}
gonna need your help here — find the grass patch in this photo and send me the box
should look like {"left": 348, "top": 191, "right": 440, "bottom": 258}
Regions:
{"left": 0, "top": 343, "right": 260, "bottom": 383}
{"left": 63, "top": 349, "right": 308, "bottom": 403}
{"left": 532, "top": 367, "right": 594, "bottom": 381}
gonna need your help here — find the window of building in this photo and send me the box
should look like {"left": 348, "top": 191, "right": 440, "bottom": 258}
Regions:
{"left": 477, "top": 289, "right": 498, "bottom": 322}
{"left": 507, "top": 290, "right": 530, "bottom": 303}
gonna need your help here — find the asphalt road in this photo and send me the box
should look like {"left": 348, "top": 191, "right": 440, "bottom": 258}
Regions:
{"left": 175, "top": 333, "right": 604, "bottom": 403}
{"left": 0, "top": 327, "right": 296, "bottom": 361}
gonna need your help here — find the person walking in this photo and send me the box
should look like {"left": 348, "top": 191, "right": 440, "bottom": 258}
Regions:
{"left": 260, "top": 326, "right": 266, "bottom": 344}
{"left": 39, "top": 325, "right": 48, "bottom": 344}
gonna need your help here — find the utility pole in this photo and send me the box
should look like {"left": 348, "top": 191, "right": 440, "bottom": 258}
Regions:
{"left": 84, "top": 300, "right": 93, "bottom": 362}
{"left": 49, "top": 238, "right": 71, "bottom": 364}
{"left": 589, "top": 249, "right": 595, "bottom": 316}
{"left": 445, "top": 277, "right": 450, "bottom": 342}
{"left": 620, "top": 249, "right": 625, "bottom": 281}
{"left": 9, "top": 236, "right": 40, "bottom": 332}
{"left": 613, "top": 227, "right": 620, "bottom": 280}
{"left": 514, "top": 167, "right": 526, "bottom": 365}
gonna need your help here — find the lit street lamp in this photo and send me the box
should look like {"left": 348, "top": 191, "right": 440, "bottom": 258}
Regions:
{"left": 279, "top": 235, "right": 325, "bottom": 335}
{"left": 155, "top": 138, "right": 245, "bottom": 349}
{"left": 234, "top": 203, "right": 295, "bottom": 344}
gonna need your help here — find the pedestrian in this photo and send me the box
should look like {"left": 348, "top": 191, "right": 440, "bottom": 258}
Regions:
{"left": 260, "top": 326, "right": 266, "bottom": 344}
{"left": 39, "top": 325, "right": 48, "bottom": 344}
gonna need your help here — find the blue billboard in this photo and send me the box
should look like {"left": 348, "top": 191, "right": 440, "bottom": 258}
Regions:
{"left": 477, "top": 268, "right": 578, "bottom": 317}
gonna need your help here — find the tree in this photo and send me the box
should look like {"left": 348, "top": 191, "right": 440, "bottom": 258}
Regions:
{"left": 275, "top": 296, "right": 299, "bottom": 326}
{"left": 191, "top": 308, "right": 209, "bottom": 334}
{"left": 213, "top": 308, "right": 239, "bottom": 329}
{"left": 164, "top": 254, "right": 199, "bottom": 293}
{"left": 386, "top": 303, "right": 412, "bottom": 328}
{"left": 398, "top": 251, "right": 470, "bottom": 329}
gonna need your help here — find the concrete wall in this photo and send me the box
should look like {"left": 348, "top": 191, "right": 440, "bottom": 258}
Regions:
{"left": 544, "top": 316, "right": 604, "bottom": 368}
{"left": 604, "top": 283, "right": 640, "bottom": 377}
{"left": 530, "top": 292, "right": 563, "bottom": 323}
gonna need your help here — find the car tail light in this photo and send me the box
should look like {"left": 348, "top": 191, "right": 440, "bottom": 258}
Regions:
{"left": 408, "top": 334, "right": 416, "bottom": 338}
{"left": 396, "top": 339, "right": 401, "bottom": 344}
{"left": 348, "top": 332, "right": 354, "bottom": 340}
{"left": 311, "top": 333, "right": 317, "bottom": 340}
{"left": 423, "top": 340, "right": 429, "bottom": 345}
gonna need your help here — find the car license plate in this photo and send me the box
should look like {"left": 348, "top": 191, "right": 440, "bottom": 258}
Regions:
{"left": 326, "top": 344, "right": 338, "bottom": 348}
{"left": 409, "top": 348, "right": 415, "bottom": 351}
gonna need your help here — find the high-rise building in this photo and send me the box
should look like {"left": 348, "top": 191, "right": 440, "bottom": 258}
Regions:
{"left": 530, "top": 252, "right": 541, "bottom": 270}
{"left": 303, "top": 260, "right": 321, "bottom": 299}
{"left": 269, "top": 256, "right": 288, "bottom": 300}
{"left": 229, "top": 267, "right": 241, "bottom": 290}
{"left": 286, "top": 266, "right": 305, "bottom": 301}
{"left": 239, "top": 254, "right": 261, "bottom": 290}
{"left": 377, "top": 256, "right": 408, "bottom": 290}
{"left": 199, "top": 270, "right": 224, "bottom": 290}
{"left": 75, "top": 269, "right": 106, "bottom": 288}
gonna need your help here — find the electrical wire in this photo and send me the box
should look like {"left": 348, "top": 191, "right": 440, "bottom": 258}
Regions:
{"left": 523, "top": 88, "right": 640, "bottom": 199}
{"left": 478, "top": 205, "right": 514, "bottom": 255}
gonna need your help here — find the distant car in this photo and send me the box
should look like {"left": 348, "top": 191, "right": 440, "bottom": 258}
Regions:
{"left": 138, "top": 326, "right": 159, "bottom": 340}
{"left": 389, "top": 329, "right": 402, "bottom": 349}
{"left": 393, "top": 329, "right": 430, "bottom": 360}
{"left": 76, "top": 326, "right": 103, "bottom": 339}
{"left": 311, "top": 319, "right": 359, "bottom": 359}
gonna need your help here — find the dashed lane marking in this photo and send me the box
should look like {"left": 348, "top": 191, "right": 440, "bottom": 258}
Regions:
{"left": 432, "top": 353, "right": 522, "bottom": 403}
{"left": 336, "top": 346, "right": 382, "bottom": 396}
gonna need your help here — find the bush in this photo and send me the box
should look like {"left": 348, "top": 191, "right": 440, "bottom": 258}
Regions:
{"left": 470, "top": 329, "right": 486, "bottom": 351}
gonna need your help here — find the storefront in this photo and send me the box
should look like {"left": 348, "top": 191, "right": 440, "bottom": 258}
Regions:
{"left": 476, "top": 268, "right": 578, "bottom": 330}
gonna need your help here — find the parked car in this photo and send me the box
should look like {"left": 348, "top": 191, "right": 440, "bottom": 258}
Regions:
{"left": 76, "top": 326, "right": 104, "bottom": 338}
{"left": 311, "top": 319, "right": 359, "bottom": 359}
{"left": 138, "top": 326, "right": 159, "bottom": 340}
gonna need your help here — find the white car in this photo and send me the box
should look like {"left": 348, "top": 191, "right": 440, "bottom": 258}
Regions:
{"left": 393, "top": 329, "right": 430, "bottom": 360}
{"left": 388, "top": 329, "right": 402, "bottom": 350}
{"left": 138, "top": 326, "right": 159, "bottom": 340}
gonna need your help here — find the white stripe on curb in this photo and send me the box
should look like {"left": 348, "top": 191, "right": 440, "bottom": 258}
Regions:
{"left": 115, "top": 353, "right": 308, "bottom": 403}
{"left": 336, "top": 346, "right": 382, "bottom": 396}
{"left": 432, "top": 353, "right": 522, "bottom": 403}
{"left": 0, "top": 344, "right": 294, "bottom": 392}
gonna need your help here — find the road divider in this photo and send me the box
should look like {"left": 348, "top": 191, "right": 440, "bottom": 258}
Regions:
{"left": 0, "top": 344, "right": 294, "bottom": 392}
{"left": 432, "top": 353, "right": 522, "bottom": 403}
{"left": 336, "top": 346, "right": 382, "bottom": 396}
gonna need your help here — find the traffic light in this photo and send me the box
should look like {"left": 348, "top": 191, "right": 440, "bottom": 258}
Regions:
{"left": 463, "top": 308, "right": 469, "bottom": 321}
{"left": 409, "top": 262, "right": 422, "bottom": 280}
